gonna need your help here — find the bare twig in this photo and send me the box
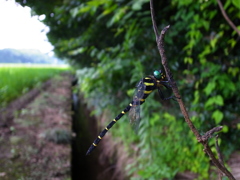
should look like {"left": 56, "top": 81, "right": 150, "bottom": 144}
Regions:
{"left": 150, "top": 0, "right": 159, "bottom": 40}
{"left": 216, "top": 135, "right": 224, "bottom": 180}
{"left": 216, "top": 135, "right": 224, "bottom": 166}
{"left": 216, "top": 0, "right": 240, "bottom": 36}
{"left": 201, "top": 126, "right": 223, "bottom": 141}
{"left": 149, "top": 0, "right": 236, "bottom": 179}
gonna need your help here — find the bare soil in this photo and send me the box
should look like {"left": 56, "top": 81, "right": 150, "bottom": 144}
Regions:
{"left": 0, "top": 73, "right": 73, "bottom": 180}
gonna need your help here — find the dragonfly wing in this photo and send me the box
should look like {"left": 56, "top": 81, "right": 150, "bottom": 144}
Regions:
{"left": 129, "top": 79, "right": 146, "bottom": 132}
{"left": 129, "top": 97, "right": 141, "bottom": 132}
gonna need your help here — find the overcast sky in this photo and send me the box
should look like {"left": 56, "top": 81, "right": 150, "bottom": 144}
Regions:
{"left": 0, "top": 0, "right": 54, "bottom": 55}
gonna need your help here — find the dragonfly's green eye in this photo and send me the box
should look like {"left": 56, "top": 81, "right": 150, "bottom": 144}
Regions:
{"left": 153, "top": 70, "right": 162, "bottom": 79}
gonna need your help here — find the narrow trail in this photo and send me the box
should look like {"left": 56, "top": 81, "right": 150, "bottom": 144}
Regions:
{"left": 228, "top": 151, "right": 240, "bottom": 179}
{"left": 0, "top": 73, "right": 72, "bottom": 179}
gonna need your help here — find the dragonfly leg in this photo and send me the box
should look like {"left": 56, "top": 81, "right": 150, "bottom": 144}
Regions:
{"left": 158, "top": 88, "right": 165, "bottom": 100}
{"left": 158, "top": 88, "right": 178, "bottom": 100}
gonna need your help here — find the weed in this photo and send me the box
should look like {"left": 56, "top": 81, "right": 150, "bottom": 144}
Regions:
{"left": 45, "top": 128, "right": 72, "bottom": 144}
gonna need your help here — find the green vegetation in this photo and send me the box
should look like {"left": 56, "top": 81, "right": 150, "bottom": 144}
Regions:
{"left": 16, "top": 0, "right": 240, "bottom": 179}
{"left": 0, "top": 64, "right": 69, "bottom": 107}
{"left": 45, "top": 128, "right": 72, "bottom": 144}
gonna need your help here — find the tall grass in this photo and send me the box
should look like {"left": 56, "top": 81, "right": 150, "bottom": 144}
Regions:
{"left": 0, "top": 64, "right": 70, "bottom": 108}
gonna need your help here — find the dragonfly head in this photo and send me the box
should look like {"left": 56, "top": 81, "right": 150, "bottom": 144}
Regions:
{"left": 153, "top": 70, "right": 164, "bottom": 80}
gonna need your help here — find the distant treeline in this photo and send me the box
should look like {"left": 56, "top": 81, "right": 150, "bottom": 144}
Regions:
{"left": 0, "top": 48, "right": 64, "bottom": 64}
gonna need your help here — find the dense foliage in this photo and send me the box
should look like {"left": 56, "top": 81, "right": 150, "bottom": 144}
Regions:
{"left": 16, "top": 0, "right": 240, "bottom": 179}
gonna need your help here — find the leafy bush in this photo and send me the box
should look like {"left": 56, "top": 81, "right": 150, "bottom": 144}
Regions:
{"left": 45, "top": 128, "right": 72, "bottom": 144}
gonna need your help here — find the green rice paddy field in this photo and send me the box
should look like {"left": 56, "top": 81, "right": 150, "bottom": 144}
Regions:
{"left": 0, "top": 64, "right": 70, "bottom": 108}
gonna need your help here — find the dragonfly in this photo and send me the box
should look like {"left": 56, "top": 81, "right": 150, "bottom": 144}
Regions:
{"left": 86, "top": 69, "right": 174, "bottom": 155}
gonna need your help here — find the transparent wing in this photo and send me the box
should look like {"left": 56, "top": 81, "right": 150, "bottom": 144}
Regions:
{"left": 129, "top": 79, "right": 146, "bottom": 132}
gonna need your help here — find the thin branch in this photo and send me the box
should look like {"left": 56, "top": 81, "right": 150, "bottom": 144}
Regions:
{"left": 217, "top": 0, "right": 240, "bottom": 36}
{"left": 150, "top": 0, "right": 159, "bottom": 40}
{"left": 216, "top": 135, "right": 224, "bottom": 180}
{"left": 216, "top": 135, "right": 224, "bottom": 166}
{"left": 201, "top": 126, "right": 223, "bottom": 141}
{"left": 149, "top": 0, "right": 236, "bottom": 179}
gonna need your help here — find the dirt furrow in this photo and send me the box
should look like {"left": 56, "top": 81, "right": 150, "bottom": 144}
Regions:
{"left": 0, "top": 73, "right": 73, "bottom": 180}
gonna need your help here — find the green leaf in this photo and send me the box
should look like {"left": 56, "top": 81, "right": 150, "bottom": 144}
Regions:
{"left": 132, "top": 0, "right": 148, "bottom": 10}
{"left": 107, "top": 6, "right": 128, "bottom": 27}
{"left": 163, "top": 113, "right": 176, "bottom": 122}
{"left": 215, "top": 95, "right": 224, "bottom": 106}
{"left": 228, "top": 38, "right": 237, "bottom": 48}
{"left": 177, "top": 0, "right": 192, "bottom": 6}
{"left": 184, "top": 57, "right": 193, "bottom": 64}
{"left": 232, "top": 0, "right": 240, "bottom": 9}
{"left": 193, "top": 90, "right": 200, "bottom": 104}
{"left": 68, "top": 47, "right": 86, "bottom": 55}
{"left": 202, "top": 20, "right": 210, "bottom": 31}
{"left": 228, "top": 67, "right": 240, "bottom": 77}
{"left": 208, "top": 11, "right": 217, "bottom": 19}
{"left": 203, "top": 81, "right": 216, "bottom": 96}
{"left": 222, "top": 125, "right": 229, "bottom": 133}
{"left": 224, "top": 0, "right": 232, "bottom": 9}
{"left": 149, "top": 113, "right": 160, "bottom": 127}
{"left": 102, "top": 4, "right": 117, "bottom": 15}
{"left": 205, "top": 95, "right": 224, "bottom": 109}
{"left": 212, "top": 110, "right": 224, "bottom": 124}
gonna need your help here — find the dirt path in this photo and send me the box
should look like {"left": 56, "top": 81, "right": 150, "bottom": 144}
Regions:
{"left": 228, "top": 151, "right": 240, "bottom": 179}
{"left": 0, "top": 73, "right": 73, "bottom": 180}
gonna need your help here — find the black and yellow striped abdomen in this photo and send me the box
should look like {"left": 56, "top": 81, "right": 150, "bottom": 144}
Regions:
{"left": 86, "top": 76, "right": 158, "bottom": 155}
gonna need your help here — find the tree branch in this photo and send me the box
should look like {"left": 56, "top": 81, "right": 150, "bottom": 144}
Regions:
{"left": 216, "top": 0, "right": 240, "bottom": 36}
{"left": 149, "top": 0, "right": 236, "bottom": 179}
{"left": 216, "top": 135, "right": 224, "bottom": 180}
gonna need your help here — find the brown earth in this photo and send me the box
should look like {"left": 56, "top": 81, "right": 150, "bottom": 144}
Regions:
{"left": 0, "top": 73, "right": 73, "bottom": 180}
{"left": 227, "top": 151, "right": 240, "bottom": 180}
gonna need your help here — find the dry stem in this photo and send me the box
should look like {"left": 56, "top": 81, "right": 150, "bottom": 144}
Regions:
{"left": 216, "top": 0, "right": 240, "bottom": 36}
{"left": 216, "top": 135, "right": 224, "bottom": 179}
